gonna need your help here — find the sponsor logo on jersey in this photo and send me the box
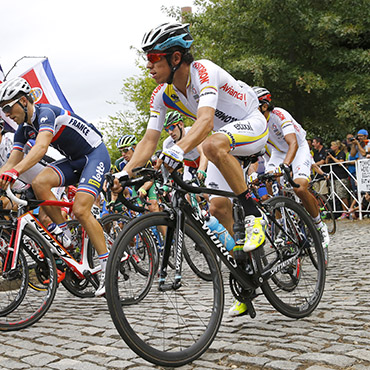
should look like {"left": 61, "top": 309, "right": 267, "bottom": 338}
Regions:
{"left": 27, "top": 130, "right": 37, "bottom": 139}
{"left": 40, "top": 116, "right": 48, "bottom": 123}
{"left": 68, "top": 118, "right": 90, "bottom": 135}
{"left": 208, "top": 181, "right": 219, "bottom": 189}
{"left": 199, "top": 91, "right": 216, "bottom": 98}
{"left": 220, "top": 83, "right": 246, "bottom": 101}
{"left": 193, "top": 62, "right": 209, "bottom": 84}
{"left": 234, "top": 122, "right": 252, "bottom": 131}
{"left": 271, "top": 123, "right": 283, "bottom": 139}
{"left": 150, "top": 84, "right": 164, "bottom": 109}
{"left": 92, "top": 161, "right": 105, "bottom": 183}
{"left": 88, "top": 179, "right": 100, "bottom": 188}
{"left": 30, "top": 87, "right": 43, "bottom": 104}
{"left": 192, "top": 87, "right": 199, "bottom": 101}
{"left": 215, "top": 109, "right": 238, "bottom": 123}
{"left": 273, "top": 109, "right": 286, "bottom": 121}
{"left": 171, "top": 94, "right": 180, "bottom": 103}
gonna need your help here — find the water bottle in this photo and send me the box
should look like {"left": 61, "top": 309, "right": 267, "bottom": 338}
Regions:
{"left": 205, "top": 215, "right": 235, "bottom": 251}
{"left": 47, "top": 223, "right": 71, "bottom": 248}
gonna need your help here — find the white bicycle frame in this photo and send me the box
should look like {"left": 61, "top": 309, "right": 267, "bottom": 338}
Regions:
{"left": 5, "top": 187, "right": 100, "bottom": 279}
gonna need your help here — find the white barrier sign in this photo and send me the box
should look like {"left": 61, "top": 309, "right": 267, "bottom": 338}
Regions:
{"left": 357, "top": 159, "right": 370, "bottom": 192}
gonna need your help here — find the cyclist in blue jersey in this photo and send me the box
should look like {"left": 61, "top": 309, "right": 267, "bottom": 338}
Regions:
{"left": 0, "top": 77, "right": 111, "bottom": 296}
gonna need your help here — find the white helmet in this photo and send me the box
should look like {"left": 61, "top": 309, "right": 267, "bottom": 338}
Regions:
{"left": 0, "top": 77, "right": 31, "bottom": 102}
{"left": 252, "top": 86, "right": 272, "bottom": 106}
{"left": 141, "top": 22, "right": 193, "bottom": 53}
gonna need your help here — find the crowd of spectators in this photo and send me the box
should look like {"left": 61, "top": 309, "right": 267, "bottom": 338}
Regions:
{"left": 310, "top": 129, "right": 370, "bottom": 220}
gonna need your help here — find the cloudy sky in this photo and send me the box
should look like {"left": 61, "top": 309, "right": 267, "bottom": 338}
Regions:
{"left": 0, "top": 0, "right": 196, "bottom": 125}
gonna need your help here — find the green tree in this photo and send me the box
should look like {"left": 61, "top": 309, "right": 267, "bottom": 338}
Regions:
{"left": 104, "top": 0, "right": 369, "bottom": 147}
{"left": 186, "top": 0, "right": 369, "bottom": 141}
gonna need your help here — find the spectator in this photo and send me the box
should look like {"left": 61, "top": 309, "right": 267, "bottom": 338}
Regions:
{"left": 347, "top": 192, "right": 370, "bottom": 220}
{"left": 345, "top": 133, "right": 355, "bottom": 156}
{"left": 326, "top": 140, "right": 350, "bottom": 219}
{"left": 350, "top": 129, "right": 370, "bottom": 159}
{"left": 312, "top": 137, "right": 328, "bottom": 195}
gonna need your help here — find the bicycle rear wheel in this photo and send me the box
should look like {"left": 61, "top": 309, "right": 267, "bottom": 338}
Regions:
{"left": 257, "top": 196, "right": 326, "bottom": 319}
{"left": 0, "top": 224, "right": 57, "bottom": 331}
{"left": 106, "top": 212, "right": 224, "bottom": 368}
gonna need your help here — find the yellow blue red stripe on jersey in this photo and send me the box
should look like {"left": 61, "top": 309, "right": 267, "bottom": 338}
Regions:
{"left": 266, "top": 139, "right": 283, "bottom": 152}
{"left": 228, "top": 125, "right": 269, "bottom": 149}
{"left": 163, "top": 85, "right": 196, "bottom": 120}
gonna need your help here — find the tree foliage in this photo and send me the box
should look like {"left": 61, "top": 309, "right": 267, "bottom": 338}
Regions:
{"left": 186, "top": 0, "right": 370, "bottom": 141}
{"left": 102, "top": 0, "right": 369, "bottom": 153}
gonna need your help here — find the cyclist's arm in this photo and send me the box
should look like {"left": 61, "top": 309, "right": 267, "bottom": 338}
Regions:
{"left": 176, "top": 106, "right": 214, "bottom": 154}
{"left": 283, "top": 133, "right": 298, "bottom": 165}
{"left": 13, "top": 131, "right": 53, "bottom": 175}
{"left": 0, "top": 149, "right": 24, "bottom": 174}
{"left": 124, "top": 129, "right": 161, "bottom": 177}
{"left": 196, "top": 142, "right": 208, "bottom": 173}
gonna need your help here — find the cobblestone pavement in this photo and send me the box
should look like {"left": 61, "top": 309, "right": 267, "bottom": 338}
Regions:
{"left": 0, "top": 219, "right": 369, "bottom": 370}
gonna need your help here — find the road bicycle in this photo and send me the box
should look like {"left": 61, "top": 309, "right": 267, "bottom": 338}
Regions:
{"left": 0, "top": 187, "right": 154, "bottom": 331}
{"left": 105, "top": 161, "right": 326, "bottom": 367}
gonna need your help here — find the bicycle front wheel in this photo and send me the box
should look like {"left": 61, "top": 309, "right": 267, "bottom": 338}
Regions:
{"left": 106, "top": 212, "right": 224, "bottom": 368}
{"left": 257, "top": 196, "right": 326, "bottom": 319}
{"left": 0, "top": 224, "right": 57, "bottom": 331}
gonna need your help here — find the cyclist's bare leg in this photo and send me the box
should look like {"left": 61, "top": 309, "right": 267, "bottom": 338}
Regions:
{"left": 209, "top": 196, "right": 233, "bottom": 235}
{"left": 73, "top": 191, "right": 108, "bottom": 255}
{"left": 293, "top": 178, "right": 319, "bottom": 218}
{"left": 32, "top": 168, "right": 67, "bottom": 224}
{"left": 203, "top": 134, "right": 248, "bottom": 195}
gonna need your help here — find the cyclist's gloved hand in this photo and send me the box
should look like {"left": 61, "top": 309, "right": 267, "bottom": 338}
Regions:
{"left": 248, "top": 171, "right": 258, "bottom": 184}
{"left": 0, "top": 169, "right": 19, "bottom": 185}
{"left": 159, "top": 144, "right": 184, "bottom": 170}
{"left": 278, "top": 163, "right": 292, "bottom": 175}
{"left": 113, "top": 169, "right": 129, "bottom": 182}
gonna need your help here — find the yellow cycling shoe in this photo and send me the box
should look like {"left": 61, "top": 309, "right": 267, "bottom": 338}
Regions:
{"left": 228, "top": 300, "right": 248, "bottom": 317}
{"left": 243, "top": 215, "right": 266, "bottom": 252}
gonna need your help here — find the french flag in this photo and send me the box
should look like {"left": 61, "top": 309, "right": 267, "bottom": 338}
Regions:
{"left": 0, "top": 59, "right": 73, "bottom": 132}
{"left": 21, "top": 58, "right": 73, "bottom": 112}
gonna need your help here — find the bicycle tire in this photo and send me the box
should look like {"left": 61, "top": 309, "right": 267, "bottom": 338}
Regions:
{"left": 183, "top": 242, "right": 221, "bottom": 281}
{"left": 101, "top": 213, "right": 156, "bottom": 305}
{"left": 257, "top": 196, "right": 326, "bottom": 319}
{"left": 0, "top": 224, "right": 57, "bottom": 331}
{"left": 106, "top": 212, "right": 224, "bottom": 367}
{"left": 317, "top": 194, "right": 336, "bottom": 235}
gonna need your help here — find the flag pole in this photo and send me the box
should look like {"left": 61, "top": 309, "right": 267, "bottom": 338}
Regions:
{"left": 4, "top": 56, "right": 48, "bottom": 81}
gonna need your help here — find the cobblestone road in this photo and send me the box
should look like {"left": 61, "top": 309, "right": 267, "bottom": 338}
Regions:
{"left": 0, "top": 219, "right": 369, "bottom": 370}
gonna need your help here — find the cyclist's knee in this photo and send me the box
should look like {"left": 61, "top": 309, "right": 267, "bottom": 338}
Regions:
{"left": 203, "top": 134, "right": 229, "bottom": 160}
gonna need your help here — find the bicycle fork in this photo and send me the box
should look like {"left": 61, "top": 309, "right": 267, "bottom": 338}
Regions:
{"left": 158, "top": 208, "right": 185, "bottom": 292}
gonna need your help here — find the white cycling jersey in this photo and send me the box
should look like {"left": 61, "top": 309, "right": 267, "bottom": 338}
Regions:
{"left": 0, "top": 133, "right": 14, "bottom": 167}
{"left": 148, "top": 59, "right": 260, "bottom": 132}
{"left": 266, "top": 108, "right": 306, "bottom": 153}
{"left": 163, "top": 127, "right": 200, "bottom": 165}
{"left": 265, "top": 108, "right": 310, "bottom": 181}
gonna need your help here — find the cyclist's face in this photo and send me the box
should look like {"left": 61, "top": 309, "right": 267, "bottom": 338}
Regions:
{"left": 0, "top": 97, "right": 26, "bottom": 124}
{"left": 146, "top": 53, "right": 171, "bottom": 84}
{"left": 167, "top": 123, "right": 181, "bottom": 141}
{"left": 121, "top": 147, "right": 134, "bottom": 161}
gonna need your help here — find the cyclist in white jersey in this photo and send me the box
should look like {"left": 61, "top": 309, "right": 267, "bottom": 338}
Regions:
{"left": 253, "top": 86, "right": 330, "bottom": 255}
{"left": 162, "top": 111, "right": 208, "bottom": 183}
{"left": 114, "top": 23, "right": 269, "bottom": 267}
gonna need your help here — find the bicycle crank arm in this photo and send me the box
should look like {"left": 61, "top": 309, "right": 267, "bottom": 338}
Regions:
{"left": 83, "top": 270, "right": 99, "bottom": 289}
